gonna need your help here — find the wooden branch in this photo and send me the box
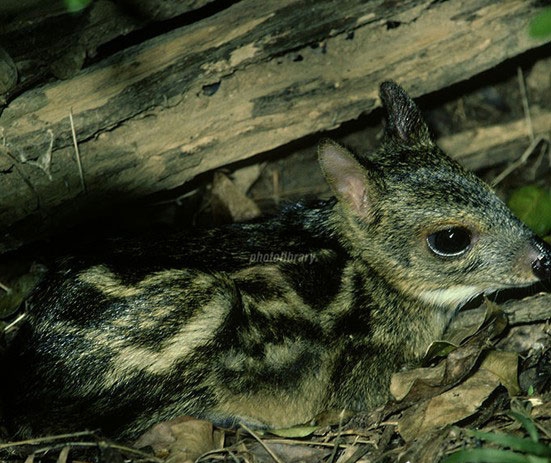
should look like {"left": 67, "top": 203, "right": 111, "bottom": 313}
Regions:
{"left": 0, "top": 0, "right": 217, "bottom": 92}
{"left": 501, "top": 292, "right": 551, "bottom": 325}
{"left": 451, "top": 293, "right": 551, "bottom": 334}
{"left": 0, "top": 0, "right": 549, "bottom": 252}
{"left": 439, "top": 108, "right": 551, "bottom": 171}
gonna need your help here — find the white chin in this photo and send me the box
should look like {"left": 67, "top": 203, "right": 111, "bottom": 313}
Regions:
{"left": 418, "top": 285, "right": 482, "bottom": 309}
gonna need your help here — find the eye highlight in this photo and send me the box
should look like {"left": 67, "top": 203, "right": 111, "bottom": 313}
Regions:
{"left": 426, "top": 227, "right": 472, "bottom": 257}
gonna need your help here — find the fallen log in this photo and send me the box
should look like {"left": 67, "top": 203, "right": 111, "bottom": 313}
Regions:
{"left": 0, "top": 0, "right": 218, "bottom": 95}
{"left": 452, "top": 292, "right": 551, "bottom": 332}
{"left": 0, "top": 0, "right": 549, "bottom": 252}
{"left": 439, "top": 108, "right": 550, "bottom": 172}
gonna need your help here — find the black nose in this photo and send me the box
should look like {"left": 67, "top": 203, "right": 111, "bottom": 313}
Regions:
{"left": 532, "top": 238, "right": 551, "bottom": 281}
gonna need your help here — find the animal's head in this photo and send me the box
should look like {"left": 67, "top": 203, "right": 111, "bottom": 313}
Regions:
{"left": 319, "top": 81, "right": 551, "bottom": 310}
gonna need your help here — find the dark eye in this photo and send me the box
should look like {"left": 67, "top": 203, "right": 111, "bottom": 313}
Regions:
{"left": 426, "top": 227, "right": 472, "bottom": 257}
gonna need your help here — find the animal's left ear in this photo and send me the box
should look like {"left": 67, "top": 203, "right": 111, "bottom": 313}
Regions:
{"left": 379, "top": 81, "right": 432, "bottom": 145}
{"left": 318, "top": 139, "right": 382, "bottom": 219}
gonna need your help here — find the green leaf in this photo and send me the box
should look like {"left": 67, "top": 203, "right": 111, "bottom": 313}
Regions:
{"left": 508, "top": 185, "right": 551, "bottom": 236}
{"left": 529, "top": 8, "right": 551, "bottom": 39}
{"left": 422, "top": 340, "right": 457, "bottom": 365}
{"left": 442, "top": 448, "right": 547, "bottom": 463}
{"left": 466, "top": 430, "right": 551, "bottom": 457}
{"left": 64, "top": 0, "right": 93, "bottom": 13}
{"left": 509, "top": 411, "right": 540, "bottom": 443}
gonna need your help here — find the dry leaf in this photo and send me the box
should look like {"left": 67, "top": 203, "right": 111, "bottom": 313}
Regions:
{"left": 0, "top": 46, "right": 17, "bottom": 95}
{"left": 444, "top": 299, "right": 508, "bottom": 347}
{"left": 0, "top": 261, "right": 47, "bottom": 318}
{"left": 249, "top": 441, "right": 330, "bottom": 463}
{"left": 231, "top": 163, "right": 262, "bottom": 193}
{"left": 335, "top": 444, "right": 370, "bottom": 463}
{"left": 399, "top": 429, "right": 449, "bottom": 463}
{"left": 390, "top": 341, "right": 486, "bottom": 404}
{"left": 211, "top": 171, "right": 261, "bottom": 222}
{"left": 422, "top": 341, "right": 458, "bottom": 365}
{"left": 391, "top": 300, "right": 510, "bottom": 406}
{"left": 314, "top": 409, "right": 355, "bottom": 427}
{"left": 134, "top": 416, "right": 223, "bottom": 462}
{"left": 397, "top": 369, "right": 501, "bottom": 441}
{"left": 391, "top": 363, "right": 446, "bottom": 402}
{"left": 481, "top": 350, "right": 520, "bottom": 396}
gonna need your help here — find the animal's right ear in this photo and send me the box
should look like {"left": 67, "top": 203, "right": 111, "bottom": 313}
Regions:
{"left": 379, "top": 81, "right": 431, "bottom": 146}
{"left": 318, "top": 139, "right": 380, "bottom": 218}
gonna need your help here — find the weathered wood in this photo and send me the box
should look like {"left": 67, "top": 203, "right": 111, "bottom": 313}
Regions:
{"left": 439, "top": 109, "right": 551, "bottom": 171}
{"left": 502, "top": 292, "right": 551, "bottom": 325}
{"left": 0, "top": 0, "right": 549, "bottom": 252}
{"left": 0, "top": 0, "right": 218, "bottom": 92}
{"left": 451, "top": 292, "right": 551, "bottom": 333}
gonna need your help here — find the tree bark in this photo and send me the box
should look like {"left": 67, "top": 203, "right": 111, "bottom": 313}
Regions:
{"left": 450, "top": 292, "right": 551, "bottom": 336}
{"left": 0, "top": 0, "right": 218, "bottom": 95}
{"left": 439, "top": 109, "right": 551, "bottom": 172}
{"left": 0, "top": 0, "right": 549, "bottom": 252}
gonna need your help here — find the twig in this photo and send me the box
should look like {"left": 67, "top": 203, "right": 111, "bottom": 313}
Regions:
{"left": 341, "top": 444, "right": 371, "bottom": 463}
{"left": 534, "top": 421, "right": 551, "bottom": 441}
{"left": 69, "top": 109, "right": 86, "bottom": 194}
{"left": 197, "top": 447, "right": 242, "bottom": 463}
{"left": 491, "top": 135, "right": 547, "bottom": 187}
{"left": 239, "top": 423, "right": 284, "bottom": 463}
{"left": 0, "top": 280, "right": 11, "bottom": 293}
{"left": 43, "top": 129, "right": 54, "bottom": 180}
{"left": 490, "top": 67, "right": 549, "bottom": 187}
{"left": 272, "top": 169, "right": 280, "bottom": 206}
{"left": 329, "top": 410, "right": 347, "bottom": 463}
{"left": 266, "top": 438, "right": 375, "bottom": 448}
{"left": 517, "top": 67, "right": 534, "bottom": 143}
{"left": 4, "top": 313, "right": 27, "bottom": 333}
{"left": 1, "top": 437, "right": 163, "bottom": 463}
{"left": 226, "top": 450, "right": 241, "bottom": 463}
{"left": 54, "top": 441, "right": 162, "bottom": 462}
{"left": 0, "top": 431, "right": 96, "bottom": 450}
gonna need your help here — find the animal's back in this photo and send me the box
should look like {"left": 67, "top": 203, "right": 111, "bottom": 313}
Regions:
{"left": 5, "top": 202, "right": 348, "bottom": 438}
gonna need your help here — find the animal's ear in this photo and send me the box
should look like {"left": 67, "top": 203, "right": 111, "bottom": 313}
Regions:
{"left": 318, "top": 139, "right": 380, "bottom": 218}
{"left": 379, "top": 81, "right": 431, "bottom": 145}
